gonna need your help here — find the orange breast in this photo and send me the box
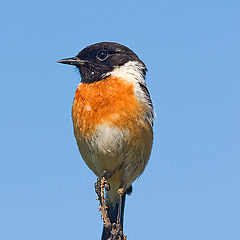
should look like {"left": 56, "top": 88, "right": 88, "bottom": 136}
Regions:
{"left": 72, "top": 76, "right": 146, "bottom": 138}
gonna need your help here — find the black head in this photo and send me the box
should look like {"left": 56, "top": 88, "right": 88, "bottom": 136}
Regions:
{"left": 58, "top": 42, "right": 146, "bottom": 83}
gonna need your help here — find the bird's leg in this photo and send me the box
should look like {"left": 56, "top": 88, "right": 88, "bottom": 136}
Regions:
{"left": 102, "top": 170, "right": 113, "bottom": 191}
{"left": 117, "top": 188, "right": 125, "bottom": 225}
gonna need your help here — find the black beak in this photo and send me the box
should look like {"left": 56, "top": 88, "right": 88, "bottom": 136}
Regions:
{"left": 58, "top": 57, "right": 86, "bottom": 66}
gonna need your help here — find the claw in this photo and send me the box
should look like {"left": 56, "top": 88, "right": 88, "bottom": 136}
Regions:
{"left": 118, "top": 188, "right": 124, "bottom": 196}
{"left": 104, "top": 181, "right": 110, "bottom": 191}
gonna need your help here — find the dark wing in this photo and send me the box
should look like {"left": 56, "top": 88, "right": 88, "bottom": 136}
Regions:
{"left": 139, "top": 82, "right": 154, "bottom": 127}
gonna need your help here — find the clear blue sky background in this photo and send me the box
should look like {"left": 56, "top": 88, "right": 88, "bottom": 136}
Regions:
{"left": 0, "top": 0, "right": 239, "bottom": 239}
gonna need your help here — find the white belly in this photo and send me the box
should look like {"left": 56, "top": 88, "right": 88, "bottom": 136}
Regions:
{"left": 76, "top": 124, "right": 128, "bottom": 176}
{"left": 75, "top": 121, "right": 153, "bottom": 193}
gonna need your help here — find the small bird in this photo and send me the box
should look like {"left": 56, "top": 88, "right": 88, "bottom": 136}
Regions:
{"left": 58, "top": 42, "right": 153, "bottom": 239}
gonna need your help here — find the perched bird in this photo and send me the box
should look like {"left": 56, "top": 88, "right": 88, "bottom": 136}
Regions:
{"left": 58, "top": 42, "right": 153, "bottom": 239}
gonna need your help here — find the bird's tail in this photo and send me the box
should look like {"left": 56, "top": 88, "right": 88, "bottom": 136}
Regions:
{"left": 101, "top": 193, "right": 126, "bottom": 240}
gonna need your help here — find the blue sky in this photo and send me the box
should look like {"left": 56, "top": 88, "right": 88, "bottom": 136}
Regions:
{"left": 0, "top": 0, "right": 239, "bottom": 239}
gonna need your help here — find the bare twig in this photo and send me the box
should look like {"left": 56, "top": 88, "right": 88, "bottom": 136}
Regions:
{"left": 95, "top": 176, "right": 111, "bottom": 228}
{"left": 95, "top": 176, "right": 127, "bottom": 240}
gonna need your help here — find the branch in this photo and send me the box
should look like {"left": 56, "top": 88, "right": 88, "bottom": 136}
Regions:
{"left": 95, "top": 176, "right": 127, "bottom": 240}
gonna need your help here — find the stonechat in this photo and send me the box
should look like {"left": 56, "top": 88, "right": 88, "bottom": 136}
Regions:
{"left": 58, "top": 42, "right": 153, "bottom": 239}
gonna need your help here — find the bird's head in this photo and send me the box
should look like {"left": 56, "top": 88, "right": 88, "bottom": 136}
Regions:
{"left": 58, "top": 42, "right": 146, "bottom": 84}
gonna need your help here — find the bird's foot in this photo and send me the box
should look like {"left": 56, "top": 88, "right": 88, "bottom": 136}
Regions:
{"left": 118, "top": 188, "right": 124, "bottom": 196}
{"left": 104, "top": 181, "right": 110, "bottom": 191}
{"left": 101, "top": 170, "right": 114, "bottom": 191}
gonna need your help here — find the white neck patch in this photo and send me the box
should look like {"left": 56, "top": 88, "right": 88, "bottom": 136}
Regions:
{"left": 104, "top": 61, "right": 146, "bottom": 84}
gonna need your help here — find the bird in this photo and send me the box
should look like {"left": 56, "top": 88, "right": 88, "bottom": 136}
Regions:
{"left": 58, "top": 42, "right": 153, "bottom": 240}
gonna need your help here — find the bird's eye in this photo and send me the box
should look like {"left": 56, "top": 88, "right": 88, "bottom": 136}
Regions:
{"left": 97, "top": 51, "right": 108, "bottom": 61}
